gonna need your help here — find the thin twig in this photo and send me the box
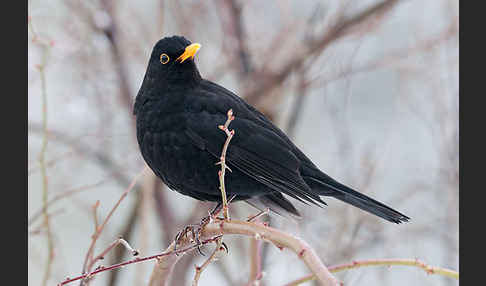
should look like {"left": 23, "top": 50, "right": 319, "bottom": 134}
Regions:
{"left": 91, "top": 238, "right": 139, "bottom": 267}
{"left": 217, "top": 109, "right": 236, "bottom": 220}
{"left": 80, "top": 167, "right": 146, "bottom": 283}
{"left": 283, "top": 258, "right": 459, "bottom": 286}
{"left": 107, "top": 189, "right": 144, "bottom": 286}
{"left": 89, "top": 201, "right": 101, "bottom": 264}
{"left": 39, "top": 62, "right": 55, "bottom": 286}
{"left": 192, "top": 237, "right": 225, "bottom": 286}
{"left": 92, "top": 201, "right": 100, "bottom": 233}
{"left": 190, "top": 111, "right": 236, "bottom": 284}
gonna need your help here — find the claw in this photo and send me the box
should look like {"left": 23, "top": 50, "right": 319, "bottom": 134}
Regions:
{"left": 173, "top": 213, "right": 215, "bottom": 257}
{"left": 196, "top": 244, "right": 206, "bottom": 256}
{"left": 173, "top": 226, "right": 189, "bottom": 255}
{"left": 220, "top": 242, "right": 229, "bottom": 254}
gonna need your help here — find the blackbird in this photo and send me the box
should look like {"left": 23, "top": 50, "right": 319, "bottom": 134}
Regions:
{"left": 134, "top": 35, "right": 409, "bottom": 223}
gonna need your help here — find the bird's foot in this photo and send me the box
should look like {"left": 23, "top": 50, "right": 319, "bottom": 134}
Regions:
{"left": 173, "top": 198, "right": 237, "bottom": 255}
{"left": 174, "top": 222, "right": 208, "bottom": 256}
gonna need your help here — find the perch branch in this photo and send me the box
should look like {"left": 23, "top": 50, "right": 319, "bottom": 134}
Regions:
{"left": 148, "top": 219, "right": 339, "bottom": 286}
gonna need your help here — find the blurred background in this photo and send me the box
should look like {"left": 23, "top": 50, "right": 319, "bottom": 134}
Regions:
{"left": 28, "top": 0, "right": 458, "bottom": 285}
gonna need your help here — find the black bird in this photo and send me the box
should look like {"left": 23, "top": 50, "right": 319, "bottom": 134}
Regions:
{"left": 134, "top": 35, "right": 409, "bottom": 223}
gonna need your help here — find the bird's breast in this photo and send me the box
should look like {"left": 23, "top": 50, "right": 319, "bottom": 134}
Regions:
{"left": 135, "top": 98, "right": 221, "bottom": 193}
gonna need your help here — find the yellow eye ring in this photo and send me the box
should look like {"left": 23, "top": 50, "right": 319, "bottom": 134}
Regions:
{"left": 160, "top": 53, "right": 170, "bottom": 64}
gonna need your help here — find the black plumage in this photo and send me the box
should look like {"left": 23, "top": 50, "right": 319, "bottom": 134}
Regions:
{"left": 134, "top": 35, "right": 409, "bottom": 223}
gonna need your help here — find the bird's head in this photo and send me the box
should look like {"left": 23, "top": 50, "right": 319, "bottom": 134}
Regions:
{"left": 134, "top": 35, "right": 203, "bottom": 115}
{"left": 144, "top": 35, "right": 202, "bottom": 86}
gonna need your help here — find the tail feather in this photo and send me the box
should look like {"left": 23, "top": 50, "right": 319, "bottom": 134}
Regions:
{"left": 304, "top": 176, "right": 410, "bottom": 224}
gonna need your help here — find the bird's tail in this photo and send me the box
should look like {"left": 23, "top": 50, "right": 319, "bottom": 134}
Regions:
{"left": 304, "top": 173, "right": 410, "bottom": 224}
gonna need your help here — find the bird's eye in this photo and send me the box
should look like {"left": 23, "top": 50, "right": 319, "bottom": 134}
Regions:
{"left": 160, "top": 53, "right": 170, "bottom": 64}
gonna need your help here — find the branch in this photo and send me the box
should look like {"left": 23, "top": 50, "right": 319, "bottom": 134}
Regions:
{"left": 148, "top": 219, "right": 340, "bottom": 286}
{"left": 192, "top": 237, "right": 225, "bottom": 286}
{"left": 58, "top": 236, "right": 222, "bottom": 286}
{"left": 247, "top": 224, "right": 264, "bottom": 285}
{"left": 80, "top": 167, "right": 146, "bottom": 283}
{"left": 284, "top": 258, "right": 459, "bottom": 286}
{"left": 107, "top": 186, "right": 143, "bottom": 286}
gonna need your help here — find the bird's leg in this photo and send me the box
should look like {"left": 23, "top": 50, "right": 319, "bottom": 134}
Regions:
{"left": 193, "top": 195, "right": 237, "bottom": 253}
{"left": 173, "top": 224, "right": 199, "bottom": 255}
{"left": 205, "top": 194, "right": 236, "bottom": 222}
{"left": 204, "top": 201, "right": 223, "bottom": 223}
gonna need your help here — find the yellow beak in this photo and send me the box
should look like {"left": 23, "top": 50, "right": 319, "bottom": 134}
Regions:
{"left": 176, "top": 43, "right": 201, "bottom": 63}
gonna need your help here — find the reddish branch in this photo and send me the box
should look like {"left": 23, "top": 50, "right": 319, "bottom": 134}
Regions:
{"left": 79, "top": 168, "right": 146, "bottom": 284}
{"left": 148, "top": 218, "right": 339, "bottom": 286}
{"left": 58, "top": 236, "right": 223, "bottom": 286}
{"left": 191, "top": 237, "right": 225, "bottom": 286}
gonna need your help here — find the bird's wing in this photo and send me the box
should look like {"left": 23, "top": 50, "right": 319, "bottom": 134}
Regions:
{"left": 184, "top": 112, "right": 326, "bottom": 206}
